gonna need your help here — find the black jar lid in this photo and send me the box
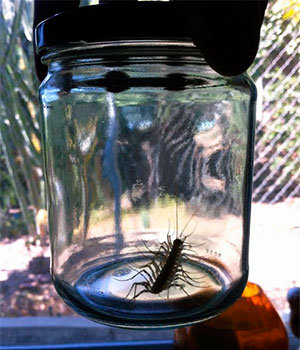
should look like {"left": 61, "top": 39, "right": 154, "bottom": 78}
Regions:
{"left": 35, "top": 2, "right": 195, "bottom": 55}
{"left": 34, "top": 1, "right": 267, "bottom": 80}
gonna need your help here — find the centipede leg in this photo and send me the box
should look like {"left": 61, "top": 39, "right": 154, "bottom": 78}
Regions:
{"left": 182, "top": 248, "right": 199, "bottom": 257}
{"left": 142, "top": 240, "right": 157, "bottom": 255}
{"left": 172, "top": 283, "right": 206, "bottom": 307}
{"left": 127, "top": 281, "right": 149, "bottom": 300}
{"left": 174, "top": 275, "right": 202, "bottom": 288}
{"left": 125, "top": 281, "right": 141, "bottom": 299}
{"left": 115, "top": 268, "right": 153, "bottom": 283}
{"left": 132, "top": 283, "right": 151, "bottom": 300}
{"left": 142, "top": 241, "right": 169, "bottom": 264}
{"left": 172, "top": 283, "right": 191, "bottom": 298}
{"left": 167, "top": 287, "right": 170, "bottom": 301}
{"left": 139, "top": 268, "right": 155, "bottom": 284}
{"left": 136, "top": 259, "right": 160, "bottom": 277}
{"left": 146, "top": 263, "right": 157, "bottom": 281}
{"left": 178, "top": 274, "right": 203, "bottom": 286}
{"left": 178, "top": 267, "right": 206, "bottom": 282}
{"left": 157, "top": 241, "right": 170, "bottom": 254}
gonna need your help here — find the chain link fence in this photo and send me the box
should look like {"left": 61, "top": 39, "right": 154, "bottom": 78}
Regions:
{"left": 250, "top": 2, "right": 300, "bottom": 204}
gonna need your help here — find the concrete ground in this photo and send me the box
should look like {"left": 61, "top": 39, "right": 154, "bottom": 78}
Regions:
{"left": 249, "top": 198, "right": 300, "bottom": 313}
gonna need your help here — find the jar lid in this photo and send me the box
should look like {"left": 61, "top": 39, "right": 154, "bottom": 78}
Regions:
{"left": 34, "top": 1, "right": 267, "bottom": 80}
{"left": 35, "top": 2, "right": 194, "bottom": 55}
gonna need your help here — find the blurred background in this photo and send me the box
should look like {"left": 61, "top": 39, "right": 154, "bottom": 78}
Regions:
{"left": 0, "top": 0, "right": 299, "bottom": 345}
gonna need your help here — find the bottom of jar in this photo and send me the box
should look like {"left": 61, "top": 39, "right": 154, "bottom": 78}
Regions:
{"left": 52, "top": 257, "right": 248, "bottom": 329}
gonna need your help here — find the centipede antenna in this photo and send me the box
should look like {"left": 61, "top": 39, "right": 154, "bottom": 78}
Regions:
{"left": 167, "top": 218, "right": 171, "bottom": 236}
{"left": 179, "top": 209, "right": 198, "bottom": 240}
{"left": 182, "top": 219, "right": 198, "bottom": 240}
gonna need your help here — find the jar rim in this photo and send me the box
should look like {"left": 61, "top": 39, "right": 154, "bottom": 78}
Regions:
{"left": 41, "top": 40, "right": 203, "bottom": 65}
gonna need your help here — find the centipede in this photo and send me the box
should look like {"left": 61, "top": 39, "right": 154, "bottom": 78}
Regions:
{"left": 118, "top": 202, "right": 206, "bottom": 301}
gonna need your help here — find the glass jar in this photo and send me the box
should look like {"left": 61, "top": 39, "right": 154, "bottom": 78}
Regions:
{"left": 38, "top": 39, "right": 256, "bottom": 328}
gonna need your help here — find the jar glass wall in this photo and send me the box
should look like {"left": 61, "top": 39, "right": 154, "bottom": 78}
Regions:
{"left": 39, "top": 41, "right": 256, "bottom": 328}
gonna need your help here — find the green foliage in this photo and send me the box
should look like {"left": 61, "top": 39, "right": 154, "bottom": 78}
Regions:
{"left": 0, "top": 147, "right": 17, "bottom": 209}
{"left": 0, "top": 0, "right": 43, "bottom": 236}
{"left": 0, "top": 146, "right": 32, "bottom": 238}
